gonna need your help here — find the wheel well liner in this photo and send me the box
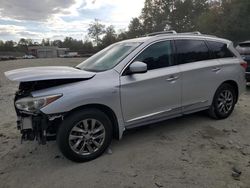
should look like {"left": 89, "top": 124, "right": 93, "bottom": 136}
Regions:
{"left": 64, "top": 104, "right": 120, "bottom": 140}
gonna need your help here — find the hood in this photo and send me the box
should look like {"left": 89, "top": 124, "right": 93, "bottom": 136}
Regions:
{"left": 4, "top": 66, "right": 95, "bottom": 82}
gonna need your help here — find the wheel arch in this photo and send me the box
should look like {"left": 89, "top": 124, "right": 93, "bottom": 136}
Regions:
{"left": 219, "top": 80, "right": 239, "bottom": 103}
{"left": 64, "top": 104, "right": 120, "bottom": 140}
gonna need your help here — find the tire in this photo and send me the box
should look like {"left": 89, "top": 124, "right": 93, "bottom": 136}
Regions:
{"left": 209, "top": 83, "right": 237, "bottom": 119}
{"left": 57, "top": 109, "right": 112, "bottom": 162}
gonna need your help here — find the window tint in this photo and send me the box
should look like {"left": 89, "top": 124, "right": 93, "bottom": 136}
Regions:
{"left": 134, "top": 41, "right": 173, "bottom": 70}
{"left": 175, "top": 40, "right": 210, "bottom": 64}
{"left": 239, "top": 43, "right": 250, "bottom": 48}
{"left": 207, "top": 41, "right": 235, "bottom": 59}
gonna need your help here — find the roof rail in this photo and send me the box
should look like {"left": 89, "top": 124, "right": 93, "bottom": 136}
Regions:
{"left": 146, "top": 30, "right": 218, "bottom": 38}
{"left": 180, "top": 31, "right": 201, "bottom": 35}
{"left": 147, "top": 30, "right": 177, "bottom": 36}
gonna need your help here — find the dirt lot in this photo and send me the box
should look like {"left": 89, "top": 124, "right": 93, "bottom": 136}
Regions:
{"left": 0, "top": 58, "right": 250, "bottom": 188}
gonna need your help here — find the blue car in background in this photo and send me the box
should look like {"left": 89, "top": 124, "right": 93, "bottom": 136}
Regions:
{"left": 236, "top": 41, "right": 250, "bottom": 82}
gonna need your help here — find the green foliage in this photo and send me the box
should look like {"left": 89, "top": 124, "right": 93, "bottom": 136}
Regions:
{"left": 170, "top": 0, "right": 209, "bottom": 32}
{"left": 197, "top": 0, "right": 250, "bottom": 43}
{"left": 88, "top": 19, "right": 106, "bottom": 46}
{"left": 0, "top": 40, "right": 16, "bottom": 52}
{"left": 101, "top": 25, "right": 117, "bottom": 48}
{"left": 127, "top": 18, "right": 144, "bottom": 38}
{"left": 41, "top": 38, "right": 50, "bottom": 46}
{"left": 127, "top": 0, "right": 249, "bottom": 43}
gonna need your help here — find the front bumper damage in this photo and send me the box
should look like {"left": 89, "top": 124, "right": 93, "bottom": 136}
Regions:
{"left": 13, "top": 80, "right": 68, "bottom": 144}
{"left": 17, "top": 110, "right": 64, "bottom": 144}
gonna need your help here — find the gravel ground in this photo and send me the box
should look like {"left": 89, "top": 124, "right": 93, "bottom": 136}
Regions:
{"left": 0, "top": 58, "right": 250, "bottom": 188}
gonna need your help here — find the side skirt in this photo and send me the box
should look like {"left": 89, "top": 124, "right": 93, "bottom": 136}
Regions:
{"left": 125, "top": 106, "right": 210, "bottom": 130}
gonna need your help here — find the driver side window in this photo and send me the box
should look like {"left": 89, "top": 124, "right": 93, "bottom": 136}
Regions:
{"left": 134, "top": 40, "right": 174, "bottom": 70}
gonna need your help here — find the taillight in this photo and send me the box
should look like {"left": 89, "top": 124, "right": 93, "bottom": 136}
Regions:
{"left": 240, "top": 61, "right": 247, "bottom": 70}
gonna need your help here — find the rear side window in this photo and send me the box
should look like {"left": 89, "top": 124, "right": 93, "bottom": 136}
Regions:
{"left": 207, "top": 41, "right": 235, "bottom": 59}
{"left": 175, "top": 40, "right": 210, "bottom": 64}
{"left": 134, "top": 40, "right": 173, "bottom": 70}
{"left": 238, "top": 43, "right": 250, "bottom": 48}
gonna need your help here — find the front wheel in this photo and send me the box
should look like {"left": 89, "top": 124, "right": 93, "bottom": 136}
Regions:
{"left": 209, "top": 83, "right": 237, "bottom": 119}
{"left": 57, "top": 109, "right": 112, "bottom": 162}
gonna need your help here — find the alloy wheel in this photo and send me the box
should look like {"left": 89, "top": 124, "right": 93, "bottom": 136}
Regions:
{"left": 217, "top": 90, "right": 234, "bottom": 114}
{"left": 69, "top": 119, "right": 106, "bottom": 155}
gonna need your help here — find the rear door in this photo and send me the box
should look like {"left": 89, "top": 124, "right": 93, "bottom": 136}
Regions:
{"left": 120, "top": 40, "right": 181, "bottom": 126}
{"left": 175, "top": 39, "right": 221, "bottom": 113}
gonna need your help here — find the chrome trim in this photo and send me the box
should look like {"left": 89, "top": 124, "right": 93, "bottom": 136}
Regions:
{"left": 126, "top": 108, "right": 173, "bottom": 123}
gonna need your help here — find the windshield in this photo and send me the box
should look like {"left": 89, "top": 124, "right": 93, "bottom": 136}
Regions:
{"left": 76, "top": 42, "right": 141, "bottom": 72}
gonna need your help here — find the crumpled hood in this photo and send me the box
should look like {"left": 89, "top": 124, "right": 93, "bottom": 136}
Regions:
{"left": 4, "top": 66, "right": 95, "bottom": 82}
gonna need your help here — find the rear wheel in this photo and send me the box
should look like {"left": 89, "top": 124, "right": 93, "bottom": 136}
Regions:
{"left": 209, "top": 84, "right": 237, "bottom": 119}
{"left": 57, "top": 109, "right": 112, "bottom": 162}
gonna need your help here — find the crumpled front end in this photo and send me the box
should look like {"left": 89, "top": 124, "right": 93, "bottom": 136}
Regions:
{"left": 14, "top": 81, "right": 66, "bottom": 144}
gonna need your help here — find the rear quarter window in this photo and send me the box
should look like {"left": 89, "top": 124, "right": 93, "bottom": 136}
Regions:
{"left": 207, "top": 41, "right": 235, "bottom": 59}
{"left": 238, "top": 43, "right": 250, "bottom": 48}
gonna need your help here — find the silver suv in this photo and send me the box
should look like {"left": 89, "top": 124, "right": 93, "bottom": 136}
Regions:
{"left": 5, "top": 31, "right": 246, "bottom": 162}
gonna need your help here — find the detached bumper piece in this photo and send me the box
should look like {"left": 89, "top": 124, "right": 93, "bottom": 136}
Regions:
{"left": 17, "top": 113, "right": 50, "bottom": 145}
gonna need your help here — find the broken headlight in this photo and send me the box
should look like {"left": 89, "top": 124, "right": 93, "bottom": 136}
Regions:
{"left": 15, "top": 94, "right": 62, "bottom": 112}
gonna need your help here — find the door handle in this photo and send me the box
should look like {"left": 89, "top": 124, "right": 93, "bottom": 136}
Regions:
{"left": 212, "top": 67, "right": 221, "bottom": 72}
{"left": 166, "top": 76, "right": 179, "bottom": 82}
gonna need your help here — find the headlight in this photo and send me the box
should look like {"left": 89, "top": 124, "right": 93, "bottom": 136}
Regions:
{"left": 15, "top": 94, "right": 62, "bottom": 112}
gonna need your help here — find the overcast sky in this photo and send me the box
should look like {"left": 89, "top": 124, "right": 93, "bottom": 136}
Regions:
{"left": 0, "top": 0, "right": 145, "bottom": 42}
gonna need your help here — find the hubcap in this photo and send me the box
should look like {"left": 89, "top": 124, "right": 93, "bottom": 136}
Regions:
{"left": 217, "top": 90, "right": 234, "bottom": 114}
{"left": 69, "top": 119, "right": 105, "bottom": 155}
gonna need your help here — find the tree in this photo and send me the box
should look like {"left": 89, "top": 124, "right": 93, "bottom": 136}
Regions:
{"left": 127, "top": 18, "right": 144, "bottom": 38}
{"left": 88, "top": 19, "right": 105, "bottom": 47}
{"left": 101, "top": 25, "right": 117, "bottom": 48}
{"left": 18, "top": 38, "right": 29, "bottom": 46}
{"left": 4, "top": 40, "right": 16, "bottom": 51}
{"left": 117, "top": 29, "right": 128, "bottom": 41}
{"left": 219, "top": 0, "right": 250, "bottom": 42}
{"left": 52, "top": 40, "right": 63, "bottom": 47}
{"left": 140, "top": 0, "right": 155, "bottom": 33}
{"left": 197, "top": 0, "right": 250, "bottom": 42}
{"left": 17, "top": 38, "right": 29, "bottom": 53}
{"left": 139, "top": 0, "right": 173, "bottom": 34}
{"left": 62, "top": 37, "right": 84, "bottom": 51}
{"left": 82, "top": 39, "right": 94, "bottom": 54}
{"left": 41, "top": 38, "right": 50, "bottom": 46}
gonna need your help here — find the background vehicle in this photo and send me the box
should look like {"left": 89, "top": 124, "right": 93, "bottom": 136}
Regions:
{"left": 5, "top": 31, "right": 246, "bottom": 162}
{"left": 59, "top": 52, "right": 80, "bottom": 58}
{"left": 23, "top": 55, "right": 36, "bottom": 59}
{"left": 236, "top": 41, "right": 250, "bottom": 82}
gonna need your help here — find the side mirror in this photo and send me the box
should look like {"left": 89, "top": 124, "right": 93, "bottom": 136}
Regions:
{"left": 128, "top": 61, "right": 147, "bottom": 74}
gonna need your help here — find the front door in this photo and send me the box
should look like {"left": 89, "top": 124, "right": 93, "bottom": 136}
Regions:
{"left": 120, "top": 40, "right": 181, "bottom": 126}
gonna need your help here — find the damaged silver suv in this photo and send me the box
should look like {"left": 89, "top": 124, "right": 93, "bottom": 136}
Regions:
{"left": 5, "top": 31, "right": 246, "bottom": 162}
